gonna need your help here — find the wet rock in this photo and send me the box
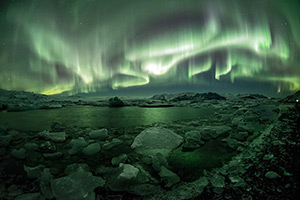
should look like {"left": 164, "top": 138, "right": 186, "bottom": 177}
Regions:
{"left": 24, "top": 142, "right": 39, "bottom": 150}
{"left": 43, "top": 152, "right": 63, "bottom": 159}
{"left": 8, "top": 185, "right": 22, "bottom": 197}
{"left": 182, "top": 142, "right": 200, "bottom": 152}
{"left": 131, "top": 127, "right": 183, "bottom": 156}
{"left": 231, "top": 116, "right": 244, "bottom": 126}
{"left": 183, "top": 130, "right": 204, "bottom": 151}
{"left": 151, "top": 153, "right": 168, "bottom": 171}
{"left": 272, "top": 140, "right": 284, "bottom": 146}
{"left": 82, "top": 143, "right": 101, "bottom": 156}
{"left": 129, "top": 184, "right": 161, "bottom": 196}
{"left": 238, "top": 123, "right": 255, "bottom": 134}
{"left": 65, "top": 163, "right": 90, "bottom": 175}
{"left": 201, "top": 126, "right": 232, "bottom": 140}
{"left": 111, "top": 154, "right": 128, "bottom": 166}
{"left": 39, "top": 131, "right": 66, "bottom": 142}
{"left": 108, "top": 164, "right": 140, "bottom": 191}
{"left": 102, "top": 138, "right": 123, "bottom": 150}
{"left": 263, "top": 154, "right": 274, "bottom": 161}
{"left": 155, "top": 176, "right": 209, "bottom": 200}
{"left": 159, "top": 166, "right": 180, "bottom": 187}
{"left": 213, "top": 187, "right": 224, "bottom": 194}
{"left": 233, "top": 177, "right": 247, "bottom": 187}
{"left": 210, "top": 174, "right": 225, "bottom": 188}
{"left": 50, "top": 122, "right": 65, "bottom": 132}
{"left": 89, "top": 129, "right": 109, "bottom": 140}
{"left": 96, "top": 166, "right": 112, "bottom": 175}
{"left": 39, "top": 141, "right": 56, "bottom": 153}
{"left": 24, "top": 165, "right": 44, "bottom": 179}
{"left": 40, "top": 168, "right": 54, "bottom": 199}
{"left": 185, "top": 130, "right": 202, "bottom": 142}
{"left": 51, "top": 167, "right": 105, "bottom": 200}
{"left": 226, "top": 138, "right": 240, "bottom": 149}
{"left": 11, "top": 148, "right": 26, "bottom": 159}
{"left": 14, "top": 193, "right": 40, "bottom": 200}
{"left": 265, "top": 171, "right": 281, "bottom": 179}
{"left": 233, "top": 132, "right": 249, "bottom": 141}
{"left": 0, "top": 135, "right": 12, "bottom": 147}
{"left": 68, "top": 137, "right": 88, "bottom": 155}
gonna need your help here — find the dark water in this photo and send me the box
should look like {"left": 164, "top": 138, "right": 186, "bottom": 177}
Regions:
{"left": 0, "top": 106, "right": 213, "bottom": 131}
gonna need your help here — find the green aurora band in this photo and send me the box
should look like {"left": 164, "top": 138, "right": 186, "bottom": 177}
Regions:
{"left": 0, "top": 0, "right": 299, "bottom": 95}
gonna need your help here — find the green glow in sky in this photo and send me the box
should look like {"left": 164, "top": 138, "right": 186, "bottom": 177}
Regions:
{"left": 0, "top": 0, "right": 299, "bottom": 95}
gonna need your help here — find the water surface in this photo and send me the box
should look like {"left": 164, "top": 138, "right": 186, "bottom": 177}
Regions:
{"left": 0, "top": 106, "right": 213, "bottom": 131}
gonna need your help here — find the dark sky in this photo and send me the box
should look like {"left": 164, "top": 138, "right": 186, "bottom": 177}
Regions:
{"left": 0, "top": 0, "right": 299, "bottom": 96}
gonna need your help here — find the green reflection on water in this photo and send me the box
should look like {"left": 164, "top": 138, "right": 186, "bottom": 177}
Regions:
{"left": 0, "top": 106, "right": 213, "bottom": 131}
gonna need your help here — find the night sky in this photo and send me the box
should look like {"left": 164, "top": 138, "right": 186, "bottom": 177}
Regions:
{"left": 0, "top": 0, "right": 299, "bottom": 96}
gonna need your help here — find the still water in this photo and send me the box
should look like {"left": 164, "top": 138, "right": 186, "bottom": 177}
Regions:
{"left": 0, "top": 106, "right": 213, "bottom": 131}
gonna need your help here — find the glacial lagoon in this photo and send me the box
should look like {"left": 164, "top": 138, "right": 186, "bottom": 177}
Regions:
{"left": 0, "top": 106, "right": 214, "bottom": 131}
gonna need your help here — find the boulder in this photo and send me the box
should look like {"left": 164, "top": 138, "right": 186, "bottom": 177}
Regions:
{"left": 65, "top": 163, "right": 90, "bottom": 175}
{"left": 0, "top": 135, "right": 12, "bottom": 147}
{"left": 89, "top": 129, "right": 109, "bottom": 140}
{"left": 108, "top": 164, "right": 140, "bottom": 191}
{"left": 131, "top": 127, "right": 183, "bottom": 156}
{"left": 51, "top": 167, "right": 105, "bottom": 200}
{"left": 129, "top": 184, "right": 161, "bottom": 196}
{"left": 24, "top": 165, "right": 45, "bottom": 179}
{"left": 210, "top": 174, "right": 225, "bottom": 188}
{"left": 82, "top": 143, "right": 101, "bottom": 156}
{"left": 111, "top": 154, "right": 128, "bottom": 166}
{"left": 8, "top": 185, "right": 22, "bottom": 197}
{"left": 201, "top": 126, "right": 232, "bottom": 140}
{"left": 185, "top": 130, "right": 202, "bottom": 142}
{"left": 233, "top": 132, "right": 249, "bottom": 141}
{"left": 68, "top": 137, "right": 88, "bottom": 155}
{"left": 11, "top": 148, "right": 26, "bottom": 159}
{"left": 39, "top": 131, "right": 66, "bottom": 142}
{"left": 151, "top": 153, "right": 169, "bottom": 171}
{"left": 183, "top": 130, "right": 204, "bottom": 151}
{"left": 226, "top": 138, "right": 240, "bottom": 149}
{"left": 159, "top": 166, "right": 180, "bottom": 187}
{"left": 24, "top": 142, "right": 39, "bottom": 150}
{"left": 265, "top": 171, "right": 281, "bottom": 179}
{"left": 64, "top": 163, "right": 90, "bottom": 175}
{"left": 43, "top": 152, "right": 63, "bottom": 159}
{"left": 50, "top": 122, "right": 65, "bottom": 132}
{"left": 14, "top": 193, "right": 40, "bottom": 200}
{"left": 40, "top": 168, "right": 54, "bottom": 199}
{"left": 102, "top": 139, "right": 123, "bottom": 150}
{"left": 39, "top": 141, "right": 56, "bottom": 153}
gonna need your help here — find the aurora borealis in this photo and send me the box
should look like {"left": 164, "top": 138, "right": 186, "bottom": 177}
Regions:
{"left": 0, "top": 0, "right": 299, "bottom": 95}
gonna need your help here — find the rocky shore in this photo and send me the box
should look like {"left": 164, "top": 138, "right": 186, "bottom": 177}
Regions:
{"left": 0, "top": 90, "right": 299, "bottom": 199}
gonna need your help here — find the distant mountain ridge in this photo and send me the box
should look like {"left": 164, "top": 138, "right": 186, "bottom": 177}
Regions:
{"left": 280, "top": 90, "right": 300, "bottom": 103}
{"left": 150, "top": 92, "right": 226, "bottom": 102}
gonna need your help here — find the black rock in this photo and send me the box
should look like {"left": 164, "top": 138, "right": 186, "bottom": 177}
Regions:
{"left": 51, "top": 122, "right": 65, "bottom": 132}
{"left": 108, "top": 97, "right": 125, "bottom": 107}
